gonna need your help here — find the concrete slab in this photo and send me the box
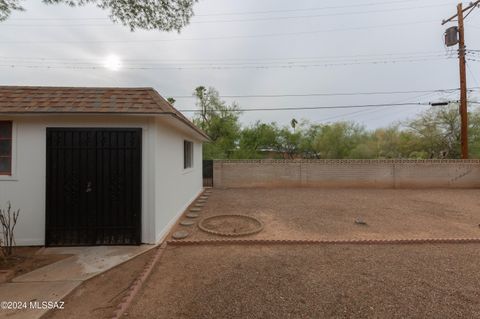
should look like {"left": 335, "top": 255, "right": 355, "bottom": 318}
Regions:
{"left": 0, "top": 281, "right": 80, "bottom": 319}
{"left": 13, "top": 245, "right": 154, "bottom": 283}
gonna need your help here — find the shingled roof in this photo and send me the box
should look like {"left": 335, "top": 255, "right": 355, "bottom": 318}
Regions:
{"left": 0, "top": 86, "right": 209, "bottom": 139}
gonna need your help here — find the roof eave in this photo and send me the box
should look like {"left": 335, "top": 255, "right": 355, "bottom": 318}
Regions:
{"left": 0, "top": 110, "right": 211, "bottom": 141}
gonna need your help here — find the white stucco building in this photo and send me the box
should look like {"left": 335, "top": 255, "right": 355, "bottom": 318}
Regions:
{"left": 0, "top": 86, "right": 208, "bottom": 246}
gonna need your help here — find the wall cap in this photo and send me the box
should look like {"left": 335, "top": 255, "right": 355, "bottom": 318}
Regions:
{"left": 213, "top": 159, "right": 480, "bottom": 164}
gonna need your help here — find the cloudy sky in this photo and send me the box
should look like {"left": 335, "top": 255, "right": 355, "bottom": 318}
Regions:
{"left": 0, "top": 0, "right": 479, "bottom": 129}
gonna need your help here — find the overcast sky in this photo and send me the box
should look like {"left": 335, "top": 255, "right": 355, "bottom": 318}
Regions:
{"left": 0, "top": 0, "right": 479, "bottom": 129}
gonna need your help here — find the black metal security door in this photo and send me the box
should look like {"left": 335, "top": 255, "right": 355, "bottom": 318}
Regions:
{"left": 46, "top": 128, "right": 142, "bottom": 246}
{"left": 203, "top": 160, "right": 213, "bottom": 187}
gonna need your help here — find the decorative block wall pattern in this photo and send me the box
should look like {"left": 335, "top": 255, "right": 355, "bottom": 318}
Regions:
{"left": 213, "top": 159, "right": 480, "bottom": 189}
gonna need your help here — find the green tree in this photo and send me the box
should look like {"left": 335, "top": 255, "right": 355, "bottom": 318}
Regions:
{"left": 368, "top": 125, "right": 420, "bottom": 159}
{"left": 193, "top": 86, "right": 241, "bottom": 159}
{"left": 235, "top": 121, "right": 279, "bottom": 159}
{"left": 469, "top": 109, "right": 480, "bottom": 158}
{"left": 312, "top": 122, "right": 368, "bottom": 159}
{"left": 276, "top": 126, "right": 302, "bottom": 159}
{"left": 290, "top": 118, "right": 298, "bottom": 132}
{"left": 407, "top": 104, "right": 461, "bottom": 158}
{"left": 1, "top": 0, "right": 197, "bottom": 31}
{"left": 297, "top": 122, "right": 322, "bottom": 159}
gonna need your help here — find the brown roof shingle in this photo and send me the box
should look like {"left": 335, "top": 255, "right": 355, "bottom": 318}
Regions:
{"left": 0, "top": 86, "right": 208, "bottom": 139}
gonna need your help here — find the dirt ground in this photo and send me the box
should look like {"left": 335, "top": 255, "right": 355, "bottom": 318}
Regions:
{"left": 128, "top": 243, "right": 480, "bottom": 319}
{"left": 0, "top": 247, "right": 70, "bottom": 281}
{"left": 175, "top": 188, "right": 480, "bottom": 241}
{"left": 45, "top": 249, "right": 155, "bottom": 319}
{"left": 39, "top": 188, "right": 480, "bottom": 318}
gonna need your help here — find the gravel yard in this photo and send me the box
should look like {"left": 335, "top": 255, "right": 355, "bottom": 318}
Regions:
{"left": 128, "top": 243, "right": 480, "bottom": 319}
{"left": 176, "top": 188, "right": 480, "bottom": 241}
{"left": 43, "top": 188, "right": 480, "bottom": 318}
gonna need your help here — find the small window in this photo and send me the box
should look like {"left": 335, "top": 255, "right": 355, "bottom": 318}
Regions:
{"left": 0, "top": 121, "right": 12, "bottom": 175}
{"left": 184, "top": 140, "right": 193, "bottom": 169}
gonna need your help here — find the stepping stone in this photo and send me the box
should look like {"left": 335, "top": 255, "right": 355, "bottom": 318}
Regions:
{"left": 195, "top": 203, "right": 204, "bottom": 207}
{"left": 186, "top": 212, "right": 199, "bottom": 218}
{"left": 180, "top": 220, "right": 195, "bottom": 226}
{"left": 172, "top": 231, "right": 189, "bottom": 239}
{"left": 197, "top": 200, "right": 206, "bottom": 203}
{"left": 190, "top": 207, "right": 201, "bottom": 212}
{"left": 200, "top": 196, "right": 208, "bottom": 199}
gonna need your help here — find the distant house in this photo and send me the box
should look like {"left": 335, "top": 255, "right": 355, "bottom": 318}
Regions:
{"left": 0, "top": 86, "right": 209, "bottom": 246}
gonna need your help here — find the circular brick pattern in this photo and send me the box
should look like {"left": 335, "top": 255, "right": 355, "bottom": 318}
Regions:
{"left": 180, "top": 220, "right": 195, "bottom": 226}
{"left": 186, "top": 212, "right": 199, "bottom": 218}
{"left": 172, "top": 231, "right": 189, "bottom": 239}
{"left": 199, "top": 214, "right": 264, "bottom": 237}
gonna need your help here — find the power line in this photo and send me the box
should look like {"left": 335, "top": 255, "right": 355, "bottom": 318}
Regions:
{"left": 191, "top": 3, "right": 453, "bottom": 24}
{"left": 0, "top": 3, "right": 452, "bottom": 26}
{"left": 197, "top": 0, "right": 448, "bottom": 17}
{"left": 0, "top": 54, "right": 451, "bottom": 70}
{"left": 467, "top": 61, "right": 480, "bottom": 88}
{"left": 0, "top": 53, "right": 449, "bottom": 68}
{"left": 171, "top": 88, "right": 465, "bottom": 99}
{"left": 0, "top": 3, "right": 451, "bottom": 26}
{"left": 5, "top": 0, "right": 441, "bottom": 20}
{"left": 0, "top": 19, "right": 437, "bottom": 44}
{"left": 0, "top": 50, "right": 448, "bottom": 64}
{"left": 177, "top": 102, "right": 429, "bottom": 113}
{"left": 356, "top": 90, "right": 458, "bottom": 123}
{"left": 0, "top": 56, "right": 453, "bottom": 71}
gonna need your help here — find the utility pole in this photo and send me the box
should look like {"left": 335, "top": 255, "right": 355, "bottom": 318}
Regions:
{"left": 457, "top": 3, "right": 468, "bottom": 159}
{"left": 442, "top": 1, "right": 480, "bottom": 159}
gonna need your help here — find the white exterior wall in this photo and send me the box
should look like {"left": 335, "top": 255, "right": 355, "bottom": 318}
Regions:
{"left": 0, "top": 114, "right": 204, "bottom": 246}
{"left": 152, "top": 117, "right": 203, "bottom": 243}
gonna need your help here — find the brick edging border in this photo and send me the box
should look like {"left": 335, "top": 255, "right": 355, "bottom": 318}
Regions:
{"left": 109, "top": 237, "right": 480, "bottom": 318}
{"left": 167, "top": 238, "right": 480, "bottom": 246}
{"left": 111, "top": 242, "right": 167, "bottom": 319}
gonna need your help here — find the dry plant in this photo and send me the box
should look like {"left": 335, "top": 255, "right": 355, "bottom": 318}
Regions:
{"left": 0, "top": 202, "right": 20, "bottom": 257}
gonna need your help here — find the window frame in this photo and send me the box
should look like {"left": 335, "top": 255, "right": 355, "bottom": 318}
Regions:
{"left": 0, "top": 120, "right": 13, "bottom": 176}
{"left": 183, "top": 140, "right": 194, "bottom": 170}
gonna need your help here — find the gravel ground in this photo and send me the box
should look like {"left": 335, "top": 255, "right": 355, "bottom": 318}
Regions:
{"left": 175, "top": 188, "right": 480, "bottom": 241}
{"left": 128, "top": 244, "right": 480, "bottom": 319}
{"left": 45, "top": 249, "right": 155, "bottom": 319}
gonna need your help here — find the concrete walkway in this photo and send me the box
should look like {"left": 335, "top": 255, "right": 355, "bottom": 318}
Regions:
{"left": 0, "top": 245, "right": 154, "bottom": 319}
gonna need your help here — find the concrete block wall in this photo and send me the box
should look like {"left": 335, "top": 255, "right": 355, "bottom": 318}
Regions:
{"left": 213, "top": 159, "right": 480, "bottom": 189}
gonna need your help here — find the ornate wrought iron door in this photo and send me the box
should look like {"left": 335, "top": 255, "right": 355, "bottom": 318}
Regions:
{"left": 46, "top": 128, "right": 142, "bottom": 246}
